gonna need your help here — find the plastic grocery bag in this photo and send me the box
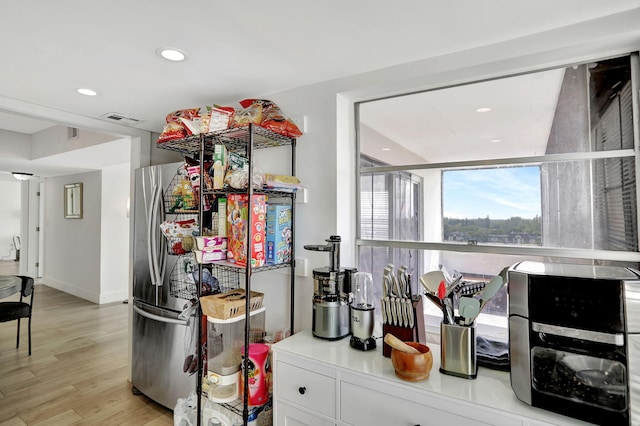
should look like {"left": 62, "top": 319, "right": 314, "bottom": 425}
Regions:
{"left": 173, "top": 391, "right": 197, "bottom": 426}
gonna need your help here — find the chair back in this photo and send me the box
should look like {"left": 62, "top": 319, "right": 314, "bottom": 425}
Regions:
{"left": 17, "top": 276, "right": 34, "bottom": 298}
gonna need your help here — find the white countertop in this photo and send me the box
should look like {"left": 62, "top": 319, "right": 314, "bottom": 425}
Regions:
{"left": 272, "top": 330, "right": 592, "bottom": 426}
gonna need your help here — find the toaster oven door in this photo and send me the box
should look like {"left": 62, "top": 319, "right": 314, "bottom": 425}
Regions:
{"left": 531, "top": 346, "right": 627, "bottom": 412}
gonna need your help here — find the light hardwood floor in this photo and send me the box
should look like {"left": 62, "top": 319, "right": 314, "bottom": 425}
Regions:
{"left": 0, "top": 262, "right": 173, "bottom": 425}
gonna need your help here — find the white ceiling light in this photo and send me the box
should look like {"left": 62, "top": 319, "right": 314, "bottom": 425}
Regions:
{"left": 491, "top": 139, "right": 502, "bottom": 143}
{"left": 157, "top": 47, "right": 187, "bottom": 62}
{"left": 382, "top": 148, "right": 391, "bottom": 151}
{"left": 77, "top": 88, "right": 97, "bottom": 96}
{"left": 12, "top": 172, "right": 33, "bottom": 181}
{"left": 476, "top": 107, "right": 492, "bottom": 113}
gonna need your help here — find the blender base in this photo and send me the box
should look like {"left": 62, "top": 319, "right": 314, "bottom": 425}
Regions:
{"left": 350, "top": 335, "right": 377, "bottom": 351}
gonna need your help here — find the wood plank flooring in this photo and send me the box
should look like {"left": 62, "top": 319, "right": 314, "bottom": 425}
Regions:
{"left": 0, "top": 262, "right": 173, "bottom": 425}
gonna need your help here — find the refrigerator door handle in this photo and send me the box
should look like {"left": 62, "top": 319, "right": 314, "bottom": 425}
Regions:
{"left": 154, "top": 174, "right": 167, "bottom": 285}
{"left": 147, "top": 168, "right": 166, "bottom": 288}
{"left": 134, "top": 303, "right": 189, "bottom": 326}
{"left": 145, "top": 171, "right": 158, "bottom": 287}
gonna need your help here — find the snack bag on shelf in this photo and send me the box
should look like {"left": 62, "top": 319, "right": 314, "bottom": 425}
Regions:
{"left": 210, "top": 144, "right": 227, "bottom": 190}
{"left": 224, "top": 168, "right": 264, "bottom": 190}
{"left": 238, "top": 99, "right": 302, "bottom": 138}
{"left": 157, "top": 108, "right": 201, "bottom": 143}
{"left": 231, "top": 102, "right": 263, "bottom": 128}
{"left": 185, "top": 157, "right": 214, "bottom": 211}
{"left": 184, "top": 157, "right": 214, "bottom": 191}
{"left": 160, "top": 218, "right": 199, "bottom": 255}
{"left": 208, "top": 105, "right": 235, "bottom": 132}
{"left": 158, "top": 122, "right": 187, "bottom": 144}
{"left": 199, "top": 105, "right": 236, "bottom": 134}
{"left": 179, "top": 116, "right": 201, "bottom": 136}
{"left": 263, "top": 173, "right": 305, "bottom": 191}
{"left": 169, "top": 167, "right": 197, "bottom": 212}
{"left": 187, "top": 166, "right": 212, "bottom": 212}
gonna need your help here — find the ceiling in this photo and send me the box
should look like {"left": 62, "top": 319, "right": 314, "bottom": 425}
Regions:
{"left": 359, "top": 68, "right": 566, "bottom": 164}
{"left": 0, "top": 1, "right": 638, "bottom": 178}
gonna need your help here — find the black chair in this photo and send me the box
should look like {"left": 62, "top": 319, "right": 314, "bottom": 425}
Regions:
{"left": 0, "top": 275, "right": 34, "bottom": 355}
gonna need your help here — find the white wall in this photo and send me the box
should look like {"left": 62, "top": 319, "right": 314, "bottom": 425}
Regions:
{"left": 31, "top": 125, "right": 121, "bottom": 159}
{"left": 248, "top": 10, "right": 640, "bottom": 333}
{"left": 0, "top": 180, "right": 20, "bottom": 259}
{"left": 43, "top": 171, "right": 102, "bottom": 302}
{"left": 100, "top": 163, "right": 131, "bottom": 303}
{"left": 0, "top": 129, "right": 30, "bottom": 160}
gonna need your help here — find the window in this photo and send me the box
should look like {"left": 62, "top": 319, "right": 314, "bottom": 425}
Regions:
{"left": 359, "top": 154, "right": 422, "bottom": 299}
{"left": 443, "top": 166, "right": 542, "bottom": 246}
{"left": 356, "top": 53, "right": 640, "bottom": 337}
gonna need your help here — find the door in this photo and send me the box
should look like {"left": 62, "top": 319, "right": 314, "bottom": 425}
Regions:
{"left": 37, "top": 181, "right": 44, "bottom": 277}
{"left": 132, "top": 299, "right": 197, "bottom": 409}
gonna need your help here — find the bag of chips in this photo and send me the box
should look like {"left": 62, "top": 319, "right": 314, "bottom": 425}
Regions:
{"left": 157, "top": 108, "right": 201, "bottom": 143}
{"left": 238, "top": 99, "right": 302, "bottom": 138}
{"left": 231, "top": 102, "right": 263, "bottom": 128}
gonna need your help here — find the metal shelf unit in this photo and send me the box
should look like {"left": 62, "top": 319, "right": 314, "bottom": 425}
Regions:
{"left": 157, "top": 123, "right": 297, "bottom": 425}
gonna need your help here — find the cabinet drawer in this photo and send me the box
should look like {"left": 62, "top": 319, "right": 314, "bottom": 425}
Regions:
{"left": 276, "top": 401, "right": 336, "bottom": 426}
{"left": 341, "top": 381, "right": 491, "bottom": 426}
{"left": 276, "top": 360, "right": 336, "bottom": 418}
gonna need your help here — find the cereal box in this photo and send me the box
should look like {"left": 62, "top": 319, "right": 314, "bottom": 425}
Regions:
{"left": 227, "top": 194, "right": 266, "bottom": 267}
{"left": 266, "top": 204, "right": 292, "bottom": 264}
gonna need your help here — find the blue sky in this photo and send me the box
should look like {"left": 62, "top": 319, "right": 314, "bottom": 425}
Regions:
{"left": 442, "top": 166, "right": 541, "bottom": 219}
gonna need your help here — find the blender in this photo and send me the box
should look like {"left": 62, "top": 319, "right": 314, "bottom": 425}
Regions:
{"left": 350, "top": 272, "right": 376, "bottom": 351}
{"left": 304, "top": 235, "right": 355, "bottom": 340}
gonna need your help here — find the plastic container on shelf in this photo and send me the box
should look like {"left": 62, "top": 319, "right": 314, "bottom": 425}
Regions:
{"left": 206, "top": 307, "right": 266, "bottom": 404}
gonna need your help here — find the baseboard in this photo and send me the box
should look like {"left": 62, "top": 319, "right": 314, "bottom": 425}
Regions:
{"left": 99, "top": 290, "right": 129, "bottom": 304}
{"left": 43, "top": 277, "right": 100, "bottom": 304}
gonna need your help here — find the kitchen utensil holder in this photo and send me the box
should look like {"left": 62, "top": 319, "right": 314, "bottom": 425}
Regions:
{"left": 440, "top": 322, "right": 477, "bottom": 379}
{"left": 382, "top": 295, "right": 426, "bottom": 357}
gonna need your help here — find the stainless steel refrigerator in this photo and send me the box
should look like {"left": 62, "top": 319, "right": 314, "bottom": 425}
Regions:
{"left": 131, "top": 162, "right": 198, "bottom": 409}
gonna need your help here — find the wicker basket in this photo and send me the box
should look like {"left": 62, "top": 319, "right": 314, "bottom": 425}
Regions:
{"left": 200, "top": 289, "right": 264, "bottom": 320}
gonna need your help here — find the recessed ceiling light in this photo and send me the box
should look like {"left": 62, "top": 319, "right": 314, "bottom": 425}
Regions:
{"left": 491, "top": 139, "right": 502, "bottom": 143}
{"left": 157, "top": 47, "right": 187, "bottom": 62}
{"left": 476, "top": 107, "right": 492, "bottom": 113}
{"left": 77, "top": 88, "right": 97, "bottom": 96}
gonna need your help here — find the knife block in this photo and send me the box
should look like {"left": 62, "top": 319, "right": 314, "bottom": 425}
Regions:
{"left": 382, "top": 295, "right": 426, "bottom": 357}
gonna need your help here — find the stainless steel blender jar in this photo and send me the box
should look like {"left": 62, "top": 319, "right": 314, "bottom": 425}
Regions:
{"left": 304, "top": 235, "right": 355, "bottom": 340}
{"left": 349, "top": 272, "right": 376, "bottom": 350}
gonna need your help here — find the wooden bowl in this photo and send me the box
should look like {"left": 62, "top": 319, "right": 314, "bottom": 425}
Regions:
{"left": 390, "top": 342, "right": 433, "bottom": 382}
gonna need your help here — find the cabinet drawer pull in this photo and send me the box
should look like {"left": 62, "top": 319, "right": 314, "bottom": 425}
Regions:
{"left": 298, "top": 386, "right": 307, "bottom": 395}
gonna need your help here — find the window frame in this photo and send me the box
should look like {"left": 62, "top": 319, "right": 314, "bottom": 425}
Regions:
{"left": 355, "top": 53, "right": 640, "bottom": 265}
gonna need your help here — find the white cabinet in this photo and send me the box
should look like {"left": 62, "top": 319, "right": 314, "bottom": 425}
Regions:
{"left": 277, "top": 402, "right": 336, "bottom": 426}
{"left": 272, "top": 331, "right": 591, "bottom": 426}
{"left": 340, "top": 381, "right": 491, "bottom": 426}
{"left": 276, "top": 361, "right": 336, "bottom": 418}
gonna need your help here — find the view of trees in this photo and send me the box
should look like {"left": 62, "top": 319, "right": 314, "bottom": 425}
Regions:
{"left": 443, "top": 215, "right": 542, "bottom": 245}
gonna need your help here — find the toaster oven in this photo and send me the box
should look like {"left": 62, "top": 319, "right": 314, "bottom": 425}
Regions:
{"left": 508, "top": 261, "right": 640, "bottom": 425}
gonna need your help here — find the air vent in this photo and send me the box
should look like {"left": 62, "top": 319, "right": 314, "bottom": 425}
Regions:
{"left": 68, "top": 127, "right": 79, "bottom": 139}
{"left": 100, "top": 112, "right": 143, "bottom": 126}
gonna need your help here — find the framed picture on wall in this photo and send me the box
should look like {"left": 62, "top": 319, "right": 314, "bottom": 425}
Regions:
{"left": 64, "top": 183, "right": 83, "bottom": 219}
